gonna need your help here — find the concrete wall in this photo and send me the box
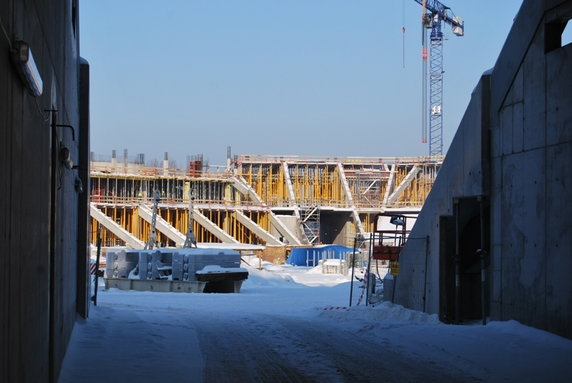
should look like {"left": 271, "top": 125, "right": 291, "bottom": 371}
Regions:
{"left": 0, "top": 1, "right": 88, "bottom": 382}
{"left": 489, "top": 0, "right": 572, "bottom": 338}
{"left": 271, "top": 214, "right": 300, "bottom": 244}
{"left": 392, "top": 75, "right": 490, "bottom": 313}
{"left": 393, "top": 0, "right": 572, "bottom": 339}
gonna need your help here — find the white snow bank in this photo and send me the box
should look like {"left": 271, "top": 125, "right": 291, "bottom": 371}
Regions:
{"left": 319, "top": 301, "right": 441, "bottom": 323}
{"left": 242, "top": 261, "right": 355, "bottom": 288}
{"left": 196, "top": 265, "right": 248, "bottom": 274}
{"left": 242, "top": 265, "right": 301, "bottom": 288}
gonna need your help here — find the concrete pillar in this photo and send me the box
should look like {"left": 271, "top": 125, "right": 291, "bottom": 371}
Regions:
{"left": 163, "top": 152, "right": 169, "bottom": 175}
{"left": 123, "top": 148, "right": 128, "bottom": 169}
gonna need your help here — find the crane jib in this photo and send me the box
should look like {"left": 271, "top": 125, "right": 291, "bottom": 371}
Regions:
{"left": 413, "top": 0, "right": 464, "bottom": 31}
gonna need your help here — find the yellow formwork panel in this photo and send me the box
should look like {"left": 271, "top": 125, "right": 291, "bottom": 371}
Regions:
{"left": 385, "top": 164, "right": 438, "bottom": 207}
{"left": 279, "top": 163, "right": 345, "bottom": 207}
{"left": 89, "top": 156, "right": 442, "bottom": 247}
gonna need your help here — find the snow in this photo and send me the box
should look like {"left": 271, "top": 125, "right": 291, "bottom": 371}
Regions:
{"left": 59, "top": 258, "right": 572, "bottom": 383}
{"left": 196, "top": 265, "right": 249, "bottom": 274}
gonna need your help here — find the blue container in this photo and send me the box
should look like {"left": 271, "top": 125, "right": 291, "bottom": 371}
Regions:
{"left": 286, "top": 244, "right": 354, "bottom": 267}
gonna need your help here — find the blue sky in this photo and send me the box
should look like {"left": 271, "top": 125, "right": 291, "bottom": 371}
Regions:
{"left": 80, "top": 0, "right": 523, "bottom": 167}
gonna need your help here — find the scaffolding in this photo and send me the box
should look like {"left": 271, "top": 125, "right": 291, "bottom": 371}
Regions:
{"left": 89, "top": 153, "right": 443, "bottom": 249}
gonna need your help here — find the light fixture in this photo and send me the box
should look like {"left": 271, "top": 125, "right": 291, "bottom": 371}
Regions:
{"left": 11, "top": 40, "right": 43, "bottom": 97}
{"left": 390, "top": 215, "right": 405, "bottom": 227}
{"left": 74, "top": 176, "right": 83, "bottom": 194}
{"left": 60, "top": 145, "right": 74, "bottom": 169}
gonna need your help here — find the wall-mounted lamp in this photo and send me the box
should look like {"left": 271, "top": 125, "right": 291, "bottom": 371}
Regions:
{"left": 11, "top": 40, "right": 43, "bottom": 97}
{"left": 74, "top": 176, "right": 83, "bottom": 194}
{"left": 59, "top": 143, "right": 84, "bottom": 194}
{"left": 390, "top": 215, "right": 405, "bottom": 227}
{"left": 60, "top": 145, "right": 74, "bottom": 170}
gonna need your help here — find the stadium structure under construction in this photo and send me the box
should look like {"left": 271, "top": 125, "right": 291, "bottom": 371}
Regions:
{"left": 89, "top": 151, "right": 443, "bottom": 259}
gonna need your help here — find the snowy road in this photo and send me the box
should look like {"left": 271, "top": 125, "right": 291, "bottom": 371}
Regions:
{"left": 60, "top": 303, "right": 475, "bottom": 383}
{"left": 193, "top": 314, "right": 312, "bottom": 383}
{"left": 192, "top": 313, "right": 478, "bottom": 383}
{"left": 59, "top": 264, "right": 572, "bottom": 383}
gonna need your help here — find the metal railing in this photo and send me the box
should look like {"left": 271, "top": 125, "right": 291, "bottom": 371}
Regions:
{"left": 236, "top": 154, "right": 445, "bottom": 165}
{"left": 90, "top": 162, "right": 232, "bottom": 179}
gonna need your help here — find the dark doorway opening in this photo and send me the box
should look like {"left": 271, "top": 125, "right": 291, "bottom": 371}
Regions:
{"left": 439, "top": 215, "right": 455, "bottom": 323}
{"left": 320, "top": 211, "right": 351, "bottom": 245}
{"left": 439, "top": 196, "right": 489, "bottom": 324}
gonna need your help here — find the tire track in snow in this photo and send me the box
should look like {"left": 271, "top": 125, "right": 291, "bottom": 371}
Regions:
{"left": 188, "top": 310, "right": 479, "bottom": 383}
{"left": 189, "top": 314, "right": 314, "bottom": 383}
{"left": 249, "top": 315, "right": 481, "bottom": 383}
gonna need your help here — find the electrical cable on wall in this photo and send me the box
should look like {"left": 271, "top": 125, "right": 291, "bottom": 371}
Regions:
{"left": 0, "top": 14, "right": 13, "bottom": 49}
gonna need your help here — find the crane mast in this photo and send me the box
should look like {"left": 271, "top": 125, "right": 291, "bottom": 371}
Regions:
{"left": 414, "top": 0, "right": 463, "bottom": 156}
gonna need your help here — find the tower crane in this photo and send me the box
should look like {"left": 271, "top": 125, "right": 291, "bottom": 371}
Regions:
{"left": 414, "top": 0, "right": 464, "bottom": 156}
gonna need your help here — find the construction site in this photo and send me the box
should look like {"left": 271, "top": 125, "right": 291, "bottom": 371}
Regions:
{"left": 89, "top": 152, "right": 443, "bottom": 262}
{"left": 3, "top": 1, "right": 571, "bottom": 381}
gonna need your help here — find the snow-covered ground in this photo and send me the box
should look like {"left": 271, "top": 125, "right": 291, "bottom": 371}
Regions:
{"left": 59, "top": 259, "right": 572, "bottom": 382}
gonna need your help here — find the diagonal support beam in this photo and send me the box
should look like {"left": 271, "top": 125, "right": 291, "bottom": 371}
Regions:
{"left": 90, "top": 203, "right": 145, "bottom": 248}
{"left": 362, "top": 180, "right": 378, "bottom": 195}
{"left": 192, "top": 209, "right": 240, "bottom": 244}
{"left": 282, "top": 162, "right": 300, "bottom": 219}
{"left": 383, "top": 164, "right": 397, "bottom": 205}
{"left": 387, "top": 165, "right": 421, "bottom": 205}
{"left": 337, "top": 163, "right": 365, "bottom": 236}
{"left": 337, "top": 163, "right": 354, "bottom": 207}
{"left": 235, "top": 210, "right": 283, "bottom": 245}
{"left": 233, "top": 174, "right": 302, "bottom": 245}
{"left": 231, "top": 176, "right": 265, "bottom": 205}
{"left": 269, "top": 214, "right": 302, "bottom": 245}
{"left": 138, "top": 204, "right": 186, "bottom": 247}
